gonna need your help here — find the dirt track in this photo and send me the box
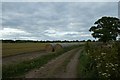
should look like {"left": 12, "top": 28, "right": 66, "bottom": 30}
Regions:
{"left": 54, "top": 49, "right": 81, "bottom": 78}
{"left": 25, "top": 47, "right": 82, "bottom": 78}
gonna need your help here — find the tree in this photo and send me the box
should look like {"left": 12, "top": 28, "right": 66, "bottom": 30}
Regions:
{"left": 89, "top": 16, "right": 120, "bottom": 43}
{"left": 87, "top": 39, "right": 91, "bottom": 42}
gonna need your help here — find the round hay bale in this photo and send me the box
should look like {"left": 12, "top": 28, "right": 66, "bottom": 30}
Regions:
{"left": 45, "top": 44, "right": 54, "bottom": 52}
{"left": 54, "top": 44, "right": 63, "bottom": 52}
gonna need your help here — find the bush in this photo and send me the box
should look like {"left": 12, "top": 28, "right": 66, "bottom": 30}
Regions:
{"left": 82, "top": 42, "right": 120, "bottom": 79}
{"left": 77, "top": 49, "right": 98, "bottom": 79}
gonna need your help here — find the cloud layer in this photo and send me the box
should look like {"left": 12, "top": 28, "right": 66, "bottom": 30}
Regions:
{"left": 1, "top": 2, "right": 118, "bottom": 40}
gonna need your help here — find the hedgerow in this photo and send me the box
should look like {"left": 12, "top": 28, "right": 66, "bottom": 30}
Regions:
{"left": 83, "top": 42, "right": 120, "bottom": 79}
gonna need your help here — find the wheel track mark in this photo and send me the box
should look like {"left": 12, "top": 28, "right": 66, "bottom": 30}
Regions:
{"left": 25, "top": 48, "right": 79, "bottom": 78}
{"left": 53, "top": 48, "right": 82, "bottom": 78}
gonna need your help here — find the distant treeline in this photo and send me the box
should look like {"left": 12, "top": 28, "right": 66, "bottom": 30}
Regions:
{"left": 1, "top": 39, "right": 95, "bottom": 43}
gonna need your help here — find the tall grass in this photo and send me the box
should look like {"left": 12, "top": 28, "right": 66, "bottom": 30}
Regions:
{"left": 78, "top": 42, "right": 120, "bottom": 79}
{"left": 77, "top": 48, "right": 98, "bottom": 79}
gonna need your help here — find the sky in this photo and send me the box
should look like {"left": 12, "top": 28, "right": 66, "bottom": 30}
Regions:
{"left": 1, "top": 2, "right": 118, "bottom": 41}
{"left": 1, "top": 0, "right": 120, "bottom": 2}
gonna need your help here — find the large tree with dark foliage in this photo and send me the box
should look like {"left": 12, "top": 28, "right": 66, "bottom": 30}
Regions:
{"left": 89, "top": 16, "right": 120, "bottom": 43}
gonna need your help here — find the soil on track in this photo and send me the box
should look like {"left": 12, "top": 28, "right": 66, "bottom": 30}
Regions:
{"left": 3, "top": 51, "right": 52, "bottom": 65}
{"left": 53, "top": 49, "right": 81, "bottom": 78}
{"left": 25, "top": 47, "right": 82, "bottom": 78}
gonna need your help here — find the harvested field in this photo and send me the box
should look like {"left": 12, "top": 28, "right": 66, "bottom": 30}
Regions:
{"left": 51, "top": 42, "right": 84, "bottom": 48}
{"left": 2, "top": 42, "right": 84, "bottom": 78}
{"left": 2, "top": 44, "right": 82, "bottom": 78}
{"left": 2, "top": 43, "right": 48, "bottom": 57}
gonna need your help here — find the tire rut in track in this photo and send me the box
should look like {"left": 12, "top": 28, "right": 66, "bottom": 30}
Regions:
{"left": 53, "top": 48, "right": 82, "bottom": 78}
{"left": 25, "top": 48, "right": 80, "bottom": 78}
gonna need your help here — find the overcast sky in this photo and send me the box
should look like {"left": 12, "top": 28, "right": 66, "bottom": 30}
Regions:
{"left": 1, "top": 2, "right": 118, "bottom": 41}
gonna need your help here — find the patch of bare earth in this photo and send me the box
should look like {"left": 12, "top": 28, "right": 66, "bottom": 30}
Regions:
{"left": 3, "top": 51, "right": 52, "bottom": 65}
{"left": 54, "top": 49, "right": 81, "bottom": 78}
{"left": 25, "top": 47, "right": 82, "bottom": 78}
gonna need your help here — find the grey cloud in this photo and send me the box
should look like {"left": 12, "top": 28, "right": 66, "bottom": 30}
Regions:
{"left": 1, "top": 2, "right": 118, "bottom": 40}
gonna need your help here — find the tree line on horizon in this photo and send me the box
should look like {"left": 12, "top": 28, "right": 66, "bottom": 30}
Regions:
{"left": 1, "top": 39, "right": 97, "bottom": 43}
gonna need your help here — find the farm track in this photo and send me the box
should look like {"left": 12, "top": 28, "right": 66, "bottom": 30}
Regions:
{"left": 25, "top": 47, "right": 82, "bottom": 78}
{"left": 3, "top": 51, "right": 52, "bottom": 65}
{"left": 53, "top": 48, "right": 82, "bottom": 78}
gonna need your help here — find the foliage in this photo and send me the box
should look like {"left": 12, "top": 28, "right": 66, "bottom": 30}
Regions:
{"left": 83, "top": 42, "right": 120, "bottom": 79}
{"left": 77, "top": 49, "right": 98, "bottom": 79}
{"left": 89, "top": 16, "right": 120, "bottom": 43}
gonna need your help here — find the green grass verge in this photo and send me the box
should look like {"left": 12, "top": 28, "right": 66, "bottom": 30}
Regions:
{"left": 77, "top": 42, "right": 120, "bottom": 79}
{"left": 77, "top": 49, "right": 98, "bottom": 79}
{"left": 3, "top": 45, "right": 81, "bottom": 78}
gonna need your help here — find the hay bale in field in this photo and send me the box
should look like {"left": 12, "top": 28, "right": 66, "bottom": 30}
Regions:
{"left": 49, "top": 42, "right": 83, "bottom": 52}
{"left": 45, "top": 44, "right": 54, "bottom": 52}
{"left": 54, "top": 44, "right": 63, "bottom": 52}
